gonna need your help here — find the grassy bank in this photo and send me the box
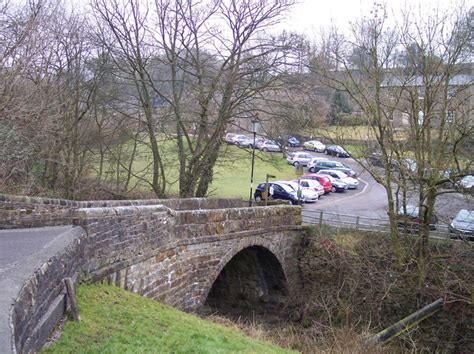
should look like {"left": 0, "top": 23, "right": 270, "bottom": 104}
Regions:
{"left": 43, "top": 284, "right": 295, "bottom": 353}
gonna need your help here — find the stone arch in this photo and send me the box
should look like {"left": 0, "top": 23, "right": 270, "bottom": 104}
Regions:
{"left": 200, "top": 237, "right": 289, "bottom": 315}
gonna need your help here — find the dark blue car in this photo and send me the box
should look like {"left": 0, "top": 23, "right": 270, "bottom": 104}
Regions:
{"left": 254, "top": 182, "right": 299, "bottom": 205}
{"left": 287, "top": 136, "right": 300, "bottom": 147}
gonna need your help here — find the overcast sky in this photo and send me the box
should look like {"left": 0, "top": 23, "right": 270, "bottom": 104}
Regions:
{"left": 277, "top": 0, "right": 472, "bottom": 38}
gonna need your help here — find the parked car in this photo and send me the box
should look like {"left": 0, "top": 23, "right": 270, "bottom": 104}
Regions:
{"left": 301, "top": 174, "right": 333, "bottom": 194}
{"left": 449, "top": 209, "right": 474, "bottom": 240}
{"left": 309, "top": 159, "right": 347, "bottom": 173}
{"left": 233, "top": 134, "right": 253, "bottom": 147}
{"left": 279, "top": 181, "right": 319, "bottom": 203}
{"left": 333, "top": 167, "right": 357, "bottom": 178}
{"left": 293, "top": 179, "right": 325, "bottom": 198}
{"left": 458, "top": 175, "right": 474, "bottom": 191}
{"left": 286, "top": 152, "right": 313, "bottom": 167}
{"left": 303, "top": 140, "right": 326, "bottom": 152}
{"left": 225, "top": 133, "right": 237, "bottom": 144}
{"left": 258, "top": 140, "right": 281, "bottom": 152}
{"left": 323, "top": 175, "right": 348, "bottom": 192}
{"left": 287, "top": 136, "right": 301, "bottom": 147}
{"left": 396, "top": 205, "right": 438, "bottom": 232}
{"left": 325, "top": 145, "right": 350, "bottom": 157}
{"left": 254, "top": 182, "right": 299, "bottom": 205}
{"left": 368, "top": 152, "right": 384, "bottom": 167}
{"left": 317, "top": 169, "right": 359, "bottom": 189}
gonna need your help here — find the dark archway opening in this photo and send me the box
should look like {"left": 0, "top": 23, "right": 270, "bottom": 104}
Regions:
{"left": 203, "top": 246, "right": 288, "bottom": 319}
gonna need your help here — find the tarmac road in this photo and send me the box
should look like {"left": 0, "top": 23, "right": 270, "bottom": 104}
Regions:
{"left": 298, "top": 151, "right": 389, "bottom": 219}
{"left": 296, "top": 150, "right": 472, "bottom": 222}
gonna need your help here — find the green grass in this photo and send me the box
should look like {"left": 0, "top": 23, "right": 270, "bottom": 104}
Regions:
{"left": 305, "top": 125, "right": 408, "bottom": 142}
{"left": 43, "top": 284, "right": 295, "bottom": 353}
{"left": 209, "top": 147, "right": 298, "bottom": 198}
{"left": 104, "top": 141, "right": 298, "bottom": 199}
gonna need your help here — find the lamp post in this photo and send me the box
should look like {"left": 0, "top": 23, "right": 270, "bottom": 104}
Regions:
{"left": 248, "top": 118, "right": 258, "bottom": 207}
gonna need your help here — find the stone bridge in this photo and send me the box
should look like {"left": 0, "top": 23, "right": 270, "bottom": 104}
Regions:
{"left": 0, "top": 195, "right": 305, "bottom": 353}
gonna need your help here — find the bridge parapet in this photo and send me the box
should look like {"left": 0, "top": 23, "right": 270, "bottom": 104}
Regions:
{"left": 0, "top": 194, "right": 244, "bottom": 229}
{"left": 4, "top": 201, "right": 304, "bottom": 354}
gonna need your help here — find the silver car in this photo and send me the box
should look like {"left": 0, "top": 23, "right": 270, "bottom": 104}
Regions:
{"left": 318, "top": 169, "right": 359, "bottom": 189}
{"left": 286, "top": 152, "right": 313, "bottom": 167}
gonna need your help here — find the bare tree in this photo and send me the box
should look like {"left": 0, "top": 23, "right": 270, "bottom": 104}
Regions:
{"left": 92, "top": 0, "right": 168, "bottom": 197}
{"left": 311, "top": 3, "right": 473, "bottom": 278}
{"left": 154, "top": 0, "right": 297, "bottom": 196}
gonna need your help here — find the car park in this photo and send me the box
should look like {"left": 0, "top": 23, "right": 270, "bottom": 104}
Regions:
{"left": 396, "top": 205, "right": 438, "bottom": 232}
{"left": 303, "top": 140, "right": 326, "bottom": 152}
{"left": 449, "top": 209, "right": 474, "bottom": 240}
{"left": 293, "top": 179, "right": 325, "bottom": 198}
{"left": 258, "top": 140, "right": 281, "bottom": 152}
{"left": 279, "top": 181, "right": 319, "bottom": 203}
{"left": 301, "top": 174, "right": 333, "bottom": 194}
{"left": 325, "top": 145, "right": 350, "bottom": 157}
{"left": 309, "top": 159, "right": 349, "bottom": 173}
{"left": 325, "top": 175, "right": 349, "bottom": 192}
{"left": 286, "top": 152, "right": 313, "bottom": 167}
{"left": 317, "top": 169, "right": 359, "bottom": 189}
{"left": 287, "top": 136, "right": 301, "bottom": 147}
{"left": 254, "top": 181, "right": 299, "bottom": 205}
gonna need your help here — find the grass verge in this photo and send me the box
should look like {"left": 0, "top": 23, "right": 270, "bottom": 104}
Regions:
{"left": 43, "top": 284, "right": 295, "bottom": 353}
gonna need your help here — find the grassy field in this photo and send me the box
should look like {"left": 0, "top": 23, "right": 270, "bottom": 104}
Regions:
{"left": 106, "top": 141, "right": 298, "bottom": 199}
{"left": 43, "top": 284, "right": 295, "bottom": 353}
{"left": 209, "top": 146, "right": 298, "bottom": 198}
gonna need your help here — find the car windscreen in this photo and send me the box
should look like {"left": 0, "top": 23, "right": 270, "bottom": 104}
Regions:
{"left": 277, "top": 183, "right": 295, "bottom": 193}
{"left": 455, "top": 210, "right": 474, "bottom": 223}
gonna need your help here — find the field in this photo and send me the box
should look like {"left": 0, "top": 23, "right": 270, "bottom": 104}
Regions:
{"left": 103, "top": 141, "right": 298, "bottom": 199}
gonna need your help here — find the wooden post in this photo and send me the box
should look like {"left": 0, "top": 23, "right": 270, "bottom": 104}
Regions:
{"left": 356, "top": 216, "right": 360, "bottom": 230}
{"left": 368, "top": 298, "right": 444, "bottom": 345}
{"left": 318, "top": 211, "right": 323, "bottom": 234}
{"left": 64, "top": 277, "right": 81, "bottom": 322}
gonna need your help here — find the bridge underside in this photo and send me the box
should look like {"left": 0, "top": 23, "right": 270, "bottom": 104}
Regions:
{"left": 203, "top": 246, "right": 288, "bottom": 317}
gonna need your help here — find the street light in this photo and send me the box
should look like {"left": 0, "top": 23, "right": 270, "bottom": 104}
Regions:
{"left": 248, "top": 118, "right": 259, "bottom": 206}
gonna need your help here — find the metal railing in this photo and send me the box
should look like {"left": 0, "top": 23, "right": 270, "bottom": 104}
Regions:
{"left": 301, "top": 209, "right": 461, "bottom": 240}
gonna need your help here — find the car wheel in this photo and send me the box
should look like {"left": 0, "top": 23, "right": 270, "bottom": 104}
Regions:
{"left": 293, "top": 161, "right": 299, "bottom": 167}
{"left": 262, "top": 148, "right": 268, "bottom": 152}
{"left": 331, "top": 186, "right": 336, "bottom": 193}
{"left": 309, "top": 167, "right": 315, "bottom": 173}
{"left": 255, "top": 196, "right": 262, "bottom": 202}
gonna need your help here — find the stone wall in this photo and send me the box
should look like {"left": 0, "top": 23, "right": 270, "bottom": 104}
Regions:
{"left": 5, "top": 227, "right": 87, "bottom": 354}
{"left": 0, "top": 194, "right": 244, "bottom": 229}
{"left": 7, "top": 202, "right": 304, "bottom": 353}
{"left": 73, "top": 204, "right": 303, "bottom": 310}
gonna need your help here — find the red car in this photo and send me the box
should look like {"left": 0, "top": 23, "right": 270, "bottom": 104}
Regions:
{"left": 301, "top": 174, "right": 332, "bottom": 194}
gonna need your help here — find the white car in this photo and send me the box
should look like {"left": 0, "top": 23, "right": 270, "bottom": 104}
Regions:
{"left": 278, "top": 181, "right": 320, "bottom": 203}
{"left": 459, "top": 175, "right": 474, "bottom": 190}
{"left": 318, "top": 169, "right": 359, "bottom": 189}
{"left": 303, "top": 140, "right": 326, "bottom": 152}
{"left": 295, "top": 179, "right": 325, "bottom": 198}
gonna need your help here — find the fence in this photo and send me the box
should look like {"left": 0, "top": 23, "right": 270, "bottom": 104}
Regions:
{"left": 301, "top": 209, "right": 458, "bottom": 240}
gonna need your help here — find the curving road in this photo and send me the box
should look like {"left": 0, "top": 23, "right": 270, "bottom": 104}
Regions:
{"left": 297, "top": 150, "right": 472, "bottom": 224}
{"left": 297, "top": 151, "right": 389, "bottom": 219}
